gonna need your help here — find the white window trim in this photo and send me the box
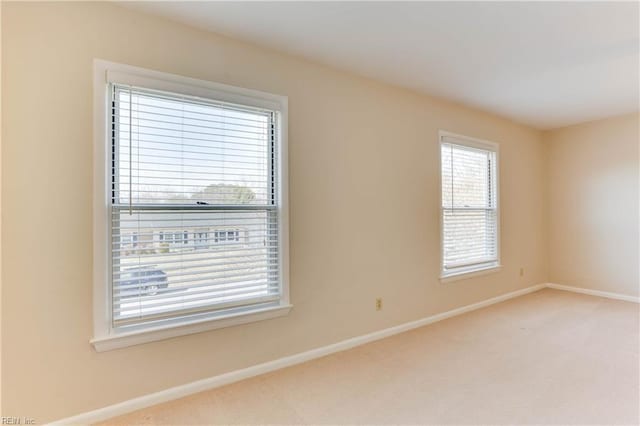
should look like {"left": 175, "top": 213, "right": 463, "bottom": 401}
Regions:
{"left": 92, "top": 59, "right": 290, "bottom": 351}
{"left": 439, "top": 264, "right": 502, "bottom": 284}
{"left": 438, "top": 130, "right": 501, "bottom": 283}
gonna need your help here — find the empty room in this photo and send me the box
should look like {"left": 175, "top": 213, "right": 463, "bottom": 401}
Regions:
{"left": 1, "top": 1, "right": 639, "bottom": 424}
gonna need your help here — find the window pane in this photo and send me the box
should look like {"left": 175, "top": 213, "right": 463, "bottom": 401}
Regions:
{"left": 112, "top": 209, "right": 279, "bottom": 324}
{"left": 443, "top": 209, "right": 497, "bottom": 268}
{"left": 114, "top": 87, "right": 272, "bottom": 206}
{"left": 442, "top": 143, "right": 494, "bottom": 209}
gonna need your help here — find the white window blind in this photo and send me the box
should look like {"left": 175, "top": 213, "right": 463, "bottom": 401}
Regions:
{"left": 440, "top": 134, "right": 499, "bottom": 277}
{"left": 110, "top": 84, "right": 281, "bottom": 328}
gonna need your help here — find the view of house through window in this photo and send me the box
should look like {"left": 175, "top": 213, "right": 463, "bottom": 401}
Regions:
{"left": 111, "top": 84, "right": 281, "bottom": 328}
{"left": 440, "top": 134, "right": 499, "bottom": 278}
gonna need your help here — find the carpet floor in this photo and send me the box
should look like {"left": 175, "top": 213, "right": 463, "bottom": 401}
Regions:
{"left": 100, "top": 288, "right": 640, "bottom": 425}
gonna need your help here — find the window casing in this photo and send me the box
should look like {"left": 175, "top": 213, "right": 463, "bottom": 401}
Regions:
{"left": 439, "top": 132, "right": 500, "bottom": 280}
{"left": 92, "top": 61, "right": 289, "bottom": 351}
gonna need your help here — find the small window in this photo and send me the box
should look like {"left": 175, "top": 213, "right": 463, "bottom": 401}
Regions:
{"left": 92, "top": 61, "right": 290, "bottom": 351}
{"left": 195, "top": 231, "right": 209, "bottom": 249}
{"left": 440, "top": 132, "right": 499, "bottom": 279}
{"left": 213, "top": 229, "right": 241, "bottom": 244}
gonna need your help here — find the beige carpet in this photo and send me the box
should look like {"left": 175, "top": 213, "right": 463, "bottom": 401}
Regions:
{"left": 100, "top": 289, "right": 640, "bottom": 425}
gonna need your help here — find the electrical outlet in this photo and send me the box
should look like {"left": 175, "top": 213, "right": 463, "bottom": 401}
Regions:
{"left": 376, "top": 298, "right": 383, "bottom": 311}
{"left": 519, "top": 267, "right": 524, "bottom": 277}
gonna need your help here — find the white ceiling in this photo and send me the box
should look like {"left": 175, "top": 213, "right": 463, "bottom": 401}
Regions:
{"left": 122, "top": 1, "right": 639, "bottom": 129}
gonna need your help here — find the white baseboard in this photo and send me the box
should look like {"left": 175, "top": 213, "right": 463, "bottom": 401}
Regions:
{"left": 546, "top": 283, "right": 640, "bottom": 303}
{"left": 51, "top": 283, "right": 546, "bottom": 424}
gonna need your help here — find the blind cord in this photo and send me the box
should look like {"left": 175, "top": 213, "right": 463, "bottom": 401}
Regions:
{"left": 129, "top": 85, "right": 133, "bottom": 216}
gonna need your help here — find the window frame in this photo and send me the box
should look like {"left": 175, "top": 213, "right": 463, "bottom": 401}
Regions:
{"left": 92, "top": 60, "right": 290, "bottom": 351}
{"left": 438, "top": 130, "right": 501, "bottom": 283}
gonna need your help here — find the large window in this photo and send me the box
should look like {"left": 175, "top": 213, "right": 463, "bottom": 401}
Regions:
{"left": 440, "top": 132, "right": 499, "bottom": 280}
{"left": 92, "top": 61, "right": 289, "bottom": 351}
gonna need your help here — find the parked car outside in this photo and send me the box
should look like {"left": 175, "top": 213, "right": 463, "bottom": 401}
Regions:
{"left": 118, "top": 266, "right": 168, "bottom": 298}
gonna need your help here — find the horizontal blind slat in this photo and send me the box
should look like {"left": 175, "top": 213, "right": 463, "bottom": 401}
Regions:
{"left": 114, "top": 296, "right": 280, "bottom": 327}
{"left": 114, "top": 281, "right": 279, "bottom": 306}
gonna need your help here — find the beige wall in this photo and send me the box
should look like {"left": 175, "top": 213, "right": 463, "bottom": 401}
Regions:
{"left": 1, "top": 2, "right": 547, "bottom": 422}
{"left": 545, "top": 113, "right": 640, "bottom": 297}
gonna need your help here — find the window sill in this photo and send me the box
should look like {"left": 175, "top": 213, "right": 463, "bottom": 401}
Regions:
{"left": 91, "top": 304, "right": 292, "bottom": 352}
{"left": 440, "top": 265, "right": 502, "bottom": 284}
